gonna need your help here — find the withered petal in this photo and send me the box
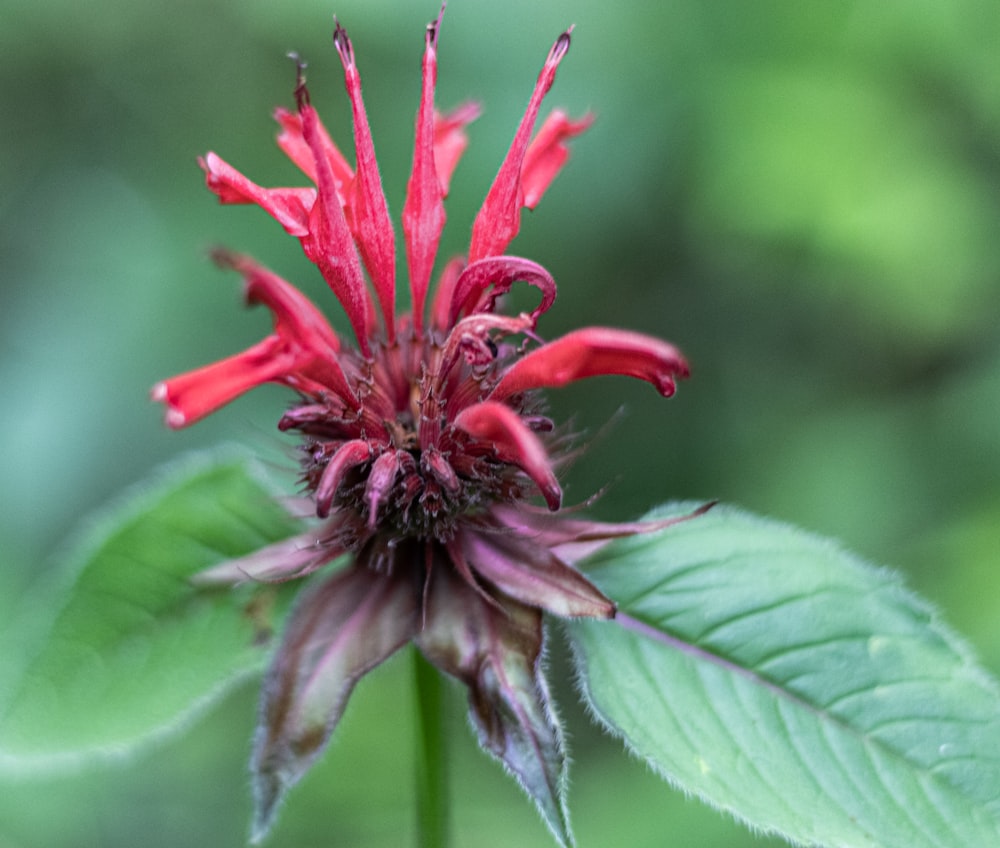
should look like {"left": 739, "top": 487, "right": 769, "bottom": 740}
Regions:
{"left": 416, "top": 567, "right": 573, "bottom": 847}
{"left": 251, "top": 565, "right": 419, "bottom": 842}
{"left": 462, "top": 526, "right": 615, "bottom": 620}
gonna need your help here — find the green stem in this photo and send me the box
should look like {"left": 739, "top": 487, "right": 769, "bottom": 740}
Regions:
{"left": 414, "top": 648, "right": 449, "bottom": 848}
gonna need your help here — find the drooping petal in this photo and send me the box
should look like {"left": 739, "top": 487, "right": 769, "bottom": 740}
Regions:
{"left": 468, "top": 30, "right": 573, "bottom": 262}
{"left": 213, "top": 249, "right": 343, "bottom": 355}
{"left": 251, "top": 565, "right": 419, "bottom": 842}
{"left": 151, "top": 336, "right": 294, "bottom": 429}
{"left": 462, "top": 526, "right": 615, "bottom": 620}
{"left": 435, "top": 312, "right": 535, "bottom": 389}
{"left": 295, "top": 77, "right": 376, "bottom": 356}
{"left": 416, "top": 566, "right": 573, "bottom": 847}
{"left": 364, "top": 449, "right": 405, "bottom": 528}
{"left": 448, "top": 256, "right": 556, "bottom": 324}
{"left": 200, "top": 153, "right": 314, "bottom": 237}
{"left": 403, "top": 8, "right": 446, "bottom": 335}
{"left": 334, "top": 21, "right": 397, "bottom": 342}
{"left": 274, "top": 106, "right": 354, "bottom": 197}
{"left": 453, "top": 400, "right": 561, "bottom": 510}
{"left": 520, "top": 110, "right": 593, "bottom": 209}
{"left": 315, "top": 439, "right": 373, "bottom": 518}
{"left": 433, "top": 102, "right": 481, "bottom": 194}
{"left": 491, "top": 327, "right": 690, "bottom": 401}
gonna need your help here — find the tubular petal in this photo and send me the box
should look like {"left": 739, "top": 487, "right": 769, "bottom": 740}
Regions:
{"left": 334, "top": 21, "right": 397, "bottom": 342}
{"left": 200, "top": 153, "right": 313, "bottom": 237}
{"left": 491, "top": 327, "right": 690, "bottom": 401}
{"left": 152, "top": 336, "right": 294, "bottom": 429}
{"left": 364, "top": 450, "right": 405, "bottom": 527}
{"left": 315, "top": 439, "right": 373, "bottom": 518}
{"left": 433, "top": 102, "right": 482, "bottom": 194}
{"left": 297, "top": 86, "right": 375, "bottom": 355}
{"left": 430, "top": 256, "right": 467, "bottom": 333}
{"left": 453, "top": 401, "right": 562, "bottom": 511}
{"left": 403, "top": 9, "right": 446, "bottom": 334}
{"left": 274, "top": 106, "right": 355, "bottom": 198}
{"left": 468, "top": 29, "right": 573, "bottom": 262}
{"left": 214, "top": 249, "right": 343, "bottom": 355}
{"left": 448, "top": 256, "right": 556, "bottom": 325}
{"left": 521, "top": 110, "right": 593, "bottom": 209}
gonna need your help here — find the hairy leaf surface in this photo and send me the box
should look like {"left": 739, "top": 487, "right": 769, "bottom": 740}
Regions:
{"left": 569, "top": 503, "right": 1000, "bottom": 848}
{"left": 0, "top": 449, "right": 303, "bottom": 770}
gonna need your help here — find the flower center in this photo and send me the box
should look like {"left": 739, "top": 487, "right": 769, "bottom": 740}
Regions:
{"left": 283, "top": 328, "right": 542, "bottom": 547}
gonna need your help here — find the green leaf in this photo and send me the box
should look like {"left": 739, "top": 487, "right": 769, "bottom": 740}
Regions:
{"left": 567, "top": 503, "right": 1000, "bottom": 848}
{"left": 0, "top": 448, "right": 303, "bottom": 772}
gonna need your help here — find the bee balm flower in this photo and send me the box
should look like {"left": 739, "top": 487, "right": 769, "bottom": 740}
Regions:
{"left": 153, "top": 10, "right": 689, "bottom": 844}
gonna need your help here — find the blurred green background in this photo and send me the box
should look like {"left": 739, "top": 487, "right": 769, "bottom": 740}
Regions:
{"left": 2, "top": 0, "right": 999, "bottom": 845}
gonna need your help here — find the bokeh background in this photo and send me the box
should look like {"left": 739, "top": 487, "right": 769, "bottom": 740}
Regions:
{"left": 2, "top": 0, "right": 999, "bottom": 845}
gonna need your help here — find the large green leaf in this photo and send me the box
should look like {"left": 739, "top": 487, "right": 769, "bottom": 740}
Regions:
{"left": 0, "top": 448, "right": 303, "bottom": 771}
{"left": 568, "top": 503, "right": 1000, "bottom": 848}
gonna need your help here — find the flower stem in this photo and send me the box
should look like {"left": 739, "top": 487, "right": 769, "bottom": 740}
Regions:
{"left": 414, "top": 648, "right": 449, "bottom": 848}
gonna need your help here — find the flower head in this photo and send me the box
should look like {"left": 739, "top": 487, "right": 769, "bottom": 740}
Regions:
{"left": 153, "top": 10, "right": 689, "bottom": 844}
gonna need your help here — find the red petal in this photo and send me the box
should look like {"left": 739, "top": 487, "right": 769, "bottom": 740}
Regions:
{"left": 334, "top": 21, "right": 397, "bottom": 342}
{"left": 468, "top": 30, "right": 573, "bottom": 262}
{"left": 429, "top": 256, "right": 466, "bottom": 333}
{"left": 199, "top": 153, "right": 313, "bottom": 237}
{"left": 403, "top": 10, "right": 447, "bottom": 335}
{"left": 520, "top": 110, "right": 593, "bottom": 209}
{"left": 433, "top": 102, "right": 481, "bottom": 195}
{"left": 315, "top": 439, "right": 373, "bottom": 518}
{"left": 151, "top": 335, "right": 293, "bottom": 429}
{"left": 297, "top": 85, "right": 375, "bottom": 356}
{"left": 453, "top": 400, "right": 562, "bottom": 511}
{"left": 214, "top": 250, "right": 359, "bottom": 406}
{"left": 215, "top": 249, "right": 342, "bottom": 354}
{"left": 448, "top": 256, "right": 556, "bottom": 325}
{"left": 274, "top": 106, "right": 354, "bottom": 196}
{"left": 491, "top": 327, "right": 690, "bottom": 401}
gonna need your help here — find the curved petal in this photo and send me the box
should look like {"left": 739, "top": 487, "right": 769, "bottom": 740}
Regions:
{"left": 274, "top": 106, "right": 354, "bottom": 196}
{"left": 448, "top": 256, "right": 556, "bottom": 325}
{"left": 315, "top": 439, "right": 373, "bottom": 518}
{"left": 521, "top": 110, "right": 593, "bottom": 209}
{"left": 491, "top": 327, "right": 690, "bottom": 401}
{"left": 453, "top": 400, "right": 562, "bottom": 511}
{"left": 251, "top": 565, "right": 419, "bottom": 841}
{"left": 433, "top": 102, "right": 481, "bottom": 194}
{"left": 199, "top": 153, "right": 314, "bottom": 237}
{"left": 152, "top": 336, "right": 294, "bottom": 429}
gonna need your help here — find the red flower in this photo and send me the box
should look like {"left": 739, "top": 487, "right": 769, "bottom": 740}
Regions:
{"left": 153, "top": 11, "right": 689, "bottom": 844}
